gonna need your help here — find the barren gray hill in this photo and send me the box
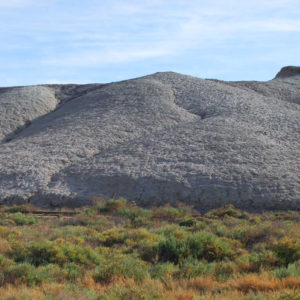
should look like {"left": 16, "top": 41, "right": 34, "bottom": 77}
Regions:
{"left": 0, "top": 66, "right": 299, "bottom": 211}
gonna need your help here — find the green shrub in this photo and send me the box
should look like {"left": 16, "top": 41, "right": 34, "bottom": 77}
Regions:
{"left": 100, "top": 198, "right": 127, "bottom": 213}
{"left": 63, "top": 262, "right": 81, "bottom": 282}
{"left": 205, "top": 204, "right": 248, "bottom": 219}
{"left": 175, "top": 258, "right": 215, "bottom": 279}
{"left": 118, "top": 206, "right": 152, "bottom": 227}
{"left": 12, "top": 240, "right": 102, "bottom": 266}
{"left": 148, "top": 262, "right": 178, "bottom": 280}
{"left": 187, "top": 231, "right": 235, "bottom": 262}
{"left": 152, "top": 231, "right": 234, "bottom": 264}
{"left": 248, "top": 250, "right": 278, "bottom": 271}
{"left": 37, "top": 263, "right": 62, "bottom": 282}
{"left": 213, "top": 261, "right": 236, "bottom": 281}
{"left": 274, "top": 238, "right": 300, "bottom": 266}
{"left": 99, "top": 227, "right": 160, "bottom": 256}
{"left": 155, "top": 224, "right": 188, "bottom": 239}
{"left": 274, "top": 267, "right": 291, "bottom": 279}
{"left": 274, "top": 261, "right": 300, "bottom": 279}
{"left": 98, "top": 228, "right": 129, "bottom": 247}
{"left": 231, "top": 222, "right": 273, "bottom": 247}
{"left": 139, "top": 239, "right": 160, "bottom": 263}
{"left": 152, "top": 205, "right": 183, "bottom": 222}
{"left": 208, "top": 220, "right": 228, "bottom": 237}
{"left": 0, "top": 212, "right": 37, "bottom": 226}
{"left": 0, "top": 254, "right": 14, "bottom": 271}
{"left": 157, "top": 236, "right": 188, "bottom": 264}
{"left": 0, "top": 262, "right": 41, "bottom": 286}
{"left": 245, "top": 295, "right": 268, "bottom": 300}
{"left": 179, "top": 219, "right": 195, "bottom": 227}
{"left": 55, "top": 241, "right": 101, "bottom": 265}
{"left": 193, "top": 220, "right": 207, "bottom": 231}
{"left": 102, "top": 279, "right": 163, "bottom": 300}
{"left": 23, "top": 240, "right": 57, "bottom": 266}
{"left": 4, "top": 205, "right": 31, "bottom": 213}
{"left": 277, "top": 291, "right": 300, "bottom": 300}
{"left": 10, "top": 212, "right": 37, "bottom": 225}
{"left": 93, "top": 254, "right": 147, "bottom": 283}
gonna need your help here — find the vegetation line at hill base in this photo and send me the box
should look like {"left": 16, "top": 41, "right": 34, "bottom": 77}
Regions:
{"left": 1, "top": 199, "right": 300, "bottom": 300}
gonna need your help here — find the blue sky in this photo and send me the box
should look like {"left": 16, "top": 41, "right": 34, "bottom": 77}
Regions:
{"left": 0, "top": 0, "right": 299, "bottom": 86}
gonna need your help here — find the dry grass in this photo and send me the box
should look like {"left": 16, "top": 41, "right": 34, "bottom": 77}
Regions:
{"left": 1, "top": 275, "right": 300, "bottom": 300}
{"left": 0, "top": 238, "right": 11, "bottom": 254}
{"left": 227, "top": 274, "right": 300, "bottom": 292}
{"left": 282, "top": 276, "right": 300, "bottom": 289}
{"left": 185, "top": 277, "right": 217, "bottom": 292}
{"left": 228, "top": 274, "right": 279, "bottom": 292}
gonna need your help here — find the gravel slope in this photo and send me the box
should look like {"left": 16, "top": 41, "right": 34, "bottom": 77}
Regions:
{"left": 0, "top": 67, "right": 299, "bottom": 211}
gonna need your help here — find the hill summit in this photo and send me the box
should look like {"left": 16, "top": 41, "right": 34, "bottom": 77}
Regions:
{"left": 275, "top": 66, "right": 300, "bottom": 79}
{"left": 0, "top": 67, "right": 299, "bottom": 211}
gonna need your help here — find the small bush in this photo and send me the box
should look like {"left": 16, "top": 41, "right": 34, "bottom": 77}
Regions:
{"left": 4, "top": 204, "right": 34, "bottom": 213}
{"left": 153, "top": 231, "right": 235, "bottom": 264}
{"left": 157, "top": 236, "right": 188, "bottom": 264}
{"left": 93, "top": 255, "right": 147, "bottom": 283}
{"left": 152, "top": 205, "right": 183, "bottom": 222}
{"left": 213, "top": 261, "right": 236, "bottom": 281}
{"left": 148, "top": 262, "right": 178, "bottom": 280}
{"left": 0, "top": 238, "right": 11, "bottom": 254}
{"left": 175, "top": 258, "right": 215, "bottom": 279}
{"left": 274, "top": 238, "right": 300, "bottom": 266}
{"left": 10, "top": 212, "right": 37, "bottom": 225}
{"left": 100, "top": 198, "right": 127, "bottom": 213}
{"left": 118, "top": 206, "right": 152, "bottom": 227}
{"left": 179, "top": 219, "right": 195, "bottom": 227}
{"left": 278, "top": 291, "right": 300, "bottom": 300}
{"left": 231, "top": 222, "right": 273, "bottom": 247}
{"left": 0, "top": 254, "right": 14, "bottom": 269}
{"left": 187, "top": 231, "right": 235, "bottom": 262}
{"left": 248, "top": 250, "right": 278, "bottom": 271}
{"left": 63, "top": 262, "right": 81, "bottom": 282}
{"left": 0, "top": 262, "right": 42, "bottom": 286}
{"left": 0, "top": 212, "right": 37, "bottom": 226}
{"left": 98, "top": 228, "right": 128, "bottom": 247}
{"left": 205, "top": 204, "right": 248, "bottom": 219}
{"left": 12, "top": 240, "right": 102, "bottom": 266}
{"left": 274, "top": 261, "right": 300, "bottom": 279}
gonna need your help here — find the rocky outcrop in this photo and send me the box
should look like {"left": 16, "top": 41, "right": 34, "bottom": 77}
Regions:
{"left": 275, "top": 66, "right": 300, "bottom": 79}
{"left": 0, "top": 68, "right": 299, "bottom": 211}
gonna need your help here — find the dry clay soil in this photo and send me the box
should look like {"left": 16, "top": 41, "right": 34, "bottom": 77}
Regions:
{"left": 0, "top": 67, "right": 299, "bottom": 211}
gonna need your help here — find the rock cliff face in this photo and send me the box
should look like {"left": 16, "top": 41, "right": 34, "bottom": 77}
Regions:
{"left": 275, "top": 66, "right": 300, "bottom": 79}
{"left": 0, "top": 68, "right": 299, "bottom": 211}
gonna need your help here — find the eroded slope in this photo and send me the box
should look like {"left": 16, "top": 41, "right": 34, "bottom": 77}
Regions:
{"left": 0, "top": 69, "right": 299, "bottom": 211}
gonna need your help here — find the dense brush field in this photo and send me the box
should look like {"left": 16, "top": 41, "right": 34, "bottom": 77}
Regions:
{"left": 0, "top": 200, "right": 300, "bottom": 300}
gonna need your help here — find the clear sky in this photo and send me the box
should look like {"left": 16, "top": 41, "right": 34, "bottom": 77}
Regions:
{"left": 0, "top": 0, "right": 299, "bottom": 86}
